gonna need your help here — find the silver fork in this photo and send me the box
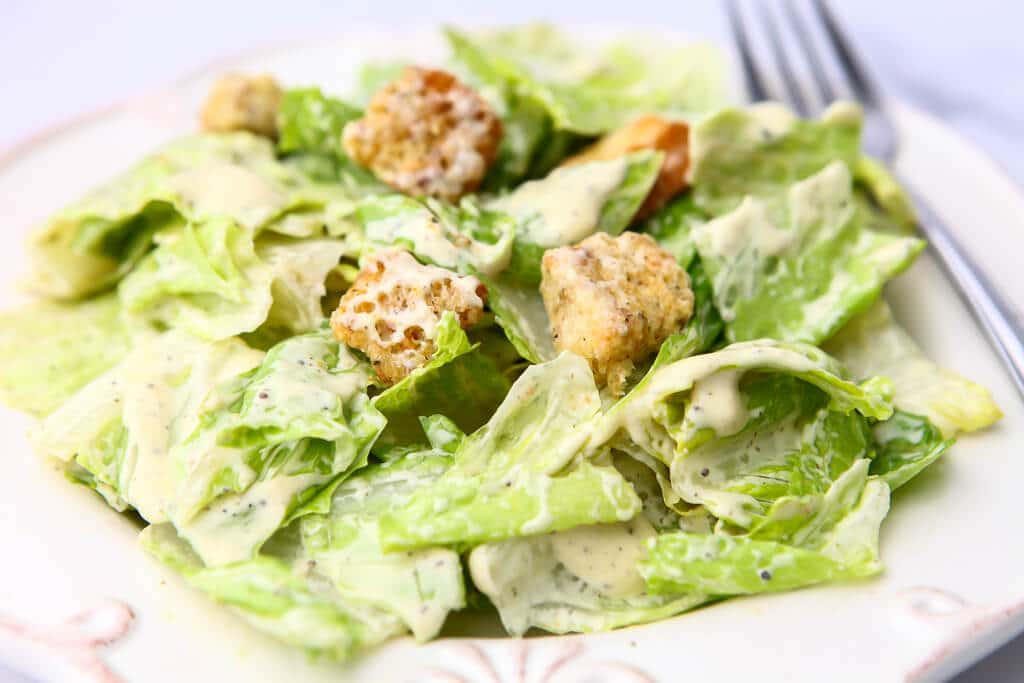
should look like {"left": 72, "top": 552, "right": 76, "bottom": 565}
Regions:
{"left": 726, "top": 0, "right": 1024, "bottom": 400}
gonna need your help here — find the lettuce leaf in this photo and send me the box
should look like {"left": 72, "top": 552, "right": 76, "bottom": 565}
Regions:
{"left": 0, "top": 294, "right": 132, "bottom": 416}
{"left": 689, "top": 102, "right": 862, "bottom": 216}
{"left": 140, "top": 524, "right": 404, "bottom": 660}
{"left": 358, "top": 195, "right": 516, "bottom": 278}
{"left": 380, "top": 353, "right": 641, "bottom": 550}
{"left": 870, "top": 410, "right": 952, "bottom": 490}
{"left": 824, "top": 299, "right": 1002, "bottom": 437}
{"left": 639, "top": 194, "right": 708, "bottom": 269}
{"left": 445, "top": 24, "right": 728, "bottom": 135}
{"left": 641, "top": 475, "right": 890, "bottom": 596}
{"left": 119, "top": 218, "right": 346, "bottom": 342}
{"left": 168, "top": 330, "right": 386, "bottom": 565}
{"left": 25, "top": 132, "right": 360, "bottom": 298}
{"left": 300, "top": 449, "right": 465, "bottom": 640}
{"left": 693, "top": 162, "right": 924, "bottom": 344}
{"left": 372, "top": 313, "right": 510, "bottom": 451}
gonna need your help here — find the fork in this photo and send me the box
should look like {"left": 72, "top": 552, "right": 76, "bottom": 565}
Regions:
{"left": 726, "top": 0, "right": 1024, "bottom": 400}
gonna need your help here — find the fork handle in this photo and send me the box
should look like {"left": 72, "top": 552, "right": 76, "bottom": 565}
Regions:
{"left": 902, "top": 176, "right": 1024, "bottom": 400}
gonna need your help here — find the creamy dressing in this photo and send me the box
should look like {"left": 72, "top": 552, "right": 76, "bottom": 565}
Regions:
{"left": 489, "top": 157, "right": 628, "bottom": 247}
{"left": 698, "top": 197, "right": 796, "bottom": 260}
{"left": 820, "top": 100, "right": 864, "bottom": 126}
{"left": 550, "top": 516, "right": 655, "bottom": 597}
{"left": 170, "top": 161, "right": 284, "bottom": 228}
{"left": 688, "top": 102, "right": 797, "bottom": 182}
{"left": 181, "top": 472, "right": 320, "bottom": 566}
{"left": 687, "top": 369, "right": 747, "bottom": 437}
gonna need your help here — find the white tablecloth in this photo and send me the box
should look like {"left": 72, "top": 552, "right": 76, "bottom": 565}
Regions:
{"left": 0, "top": 1, "right": 1020, "bottom": 680}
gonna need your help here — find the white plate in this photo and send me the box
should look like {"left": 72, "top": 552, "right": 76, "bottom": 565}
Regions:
{"left": 0, "top": 27, "right": 1022, "bottom": 683}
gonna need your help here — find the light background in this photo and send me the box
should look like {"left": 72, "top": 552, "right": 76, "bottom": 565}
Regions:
{"left": 1, "top": 1, "right": 1021, "bottom": 681}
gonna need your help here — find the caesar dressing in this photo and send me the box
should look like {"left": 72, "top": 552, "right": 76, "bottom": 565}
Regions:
{"left": 688, "top": 369, "right": 747, "bottom": 437}
{"left": 489, "top": 157, "right": 628, "bottom": 247}
{"left": 697, "top": 197, "right": 796, "bottom": 260}
{"left": 550, "top": 515, "right": 655, "bottom": 597}
{"left": 170, "top": 161, "right": 284, "bottom": 228}
{"left": 181, "top": 472, "right": 320, "bottom": 566}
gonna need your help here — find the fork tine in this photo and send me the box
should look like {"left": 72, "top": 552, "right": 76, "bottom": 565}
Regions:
{"left": 782, "top": 0, "right": 837, "bottom": 105}
{"left": 725, "top": 0, "right": 770, "bottom": 102}
{"left": 810, "top": 0, "right": 881, "bottom": 106}
{"left": 756, "top": 3, "right": 812, "bottom": 115}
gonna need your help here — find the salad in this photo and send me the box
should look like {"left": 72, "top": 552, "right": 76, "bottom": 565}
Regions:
{"left": 0, "top": 24, "right": 1003, "bottom": 661}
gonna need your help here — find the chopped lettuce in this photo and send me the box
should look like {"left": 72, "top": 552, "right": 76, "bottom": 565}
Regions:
{"left": 479, "top": 273, "right": 556, "bottom": 364}
{"left": 591, "top": 340, "right": 891, "bottom": 530}
{"left": 168, "top": 330, "right": 386, "bottom": 565}
{"left": 119, "top": 218, "right": 346, "bottom": 341}
{"left": 870, "top": 410, "right": 952, "bottom": 490}
{"left": 380, "top": 353, "right": 641, "bottom": 550}
{"left": 693, "top": 162, "right": 924, "bottom": 344}
{"left": 34, "top": 329, "right": 385, "bottom": 566}
{"left": 26, "top": 132, "right": 361, "bottom": 298}
{"left": 0, "top": 294, "right": 132, "bottom": 416}
{"left": 854, "top": 156, "right": 917, "bottom": 235}
{"left": 372, "top": 313, "right": 510, "bottom": 451}
{"left": 445, "top": 24, "right": 728, "bottom": 135}
{"left": 689, "top": 102, "right": 862, "bottom": 216}
{"left": 300, "top": 449, "right": 465, "bottom": 640}
{"left": 468, "top": 522, "right": 703, "bottom": 636}
{"left": 639, "top": 194, "right": 708, "bottom": 269}
{"left": 276, "top": 87, "right": 386, "bottom": 191}
{"left": 140, "top": 524, "right": 404, "bottom": 660}
{"left": 824, "top": 300, "right": 1002, "bottom": 437}
{"left": 358, "top": 194, "right": 516, "bottom": 277}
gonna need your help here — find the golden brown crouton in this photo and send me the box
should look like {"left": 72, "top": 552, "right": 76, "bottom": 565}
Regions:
{"left": 342, "top": 67, "right": 502, "bottom": 201}
{"left": 200, "top": 73, "right": 283, "bottom": 138}
{"left": 562, "top": 115, "right": 689, "bottom": 220}
{"left": 541, "top": 232, "right": 694, "bottom": 394}
{"left": 331, "top": 249, "right": 487, "bottom": 384}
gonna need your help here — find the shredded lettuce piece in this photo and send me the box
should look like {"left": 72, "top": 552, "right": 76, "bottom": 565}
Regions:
{"left": 870, "top": 410, "right": 952, "bottom": 490}
{"left": 825, "top": 299, "right": 1002, "bottom": 437}
{"left": 694, "top": 162, "right": 923, "bottom": 344}
{"left": 380, "top": 353, "right": 641, "bottom": 550}
{"left": 445, "top": 24, "right": 728, "bottom": 135}
{"left": 0, "top": 294, "right": 133, "bottom": 416}
{"left": 372, "top": 313, "right": 510, "bottom": 451}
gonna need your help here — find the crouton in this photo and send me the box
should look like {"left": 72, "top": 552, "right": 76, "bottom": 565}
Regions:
{"left": 562, "top": 115, "right": 689, "bottom": 220}
{"left": 331, "top": 248, "right": 487, "bottom": 384}
{"left": 200, "top": 73, "right": 283, "bottom": 138}
{"left": 342, "top": 67, "right": 502, "bottom": 201}
{"left": 540, "top": 232, "right": 694, "bottom": 394}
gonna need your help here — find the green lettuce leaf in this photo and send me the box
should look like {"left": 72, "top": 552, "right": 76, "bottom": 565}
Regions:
{"left": 824, "top": 299, "right": 1002, "bottom": 437}
{"left": 140, "top": 523, "right": 404, "bottom": 660}
{"left": 639, "top": 194, "right": 708, "bottom": 269}
{"left": 693, "top": 161, "right": 924, "bottom": 344}
{"left": 689, "top": 102, "right": 862, "bottom": 216}
{"left": 478, "top": 273, "right": 556, "bottom": 364}
{"left": 119, "top": 217, "right": 346, "bottom": 341}
{"left": 380, "top": 353, "right": 641, "bottom": 550}
{"left": 275, "top": 87, "right": 386, "bottom": 192}
{"left": 372, "top": 313, "right": 510, "bottom": 451}
{"left": 445, "top": 24, "right": 728, "bottom": 135}
{"left": 358, "top": 195, "right": 516, "bottom": 278}
{"left": 300, "top": 449, "right": 465, "bottom": 640}
{"left": 641, "top": 475, "right": 890, "bottom": 595}
{"left": 854, "top": 156, "right": 917, "bottom": 235}
{"left": 168, "top": 330, "right": 386, "bottom": 565}
{"left": 25, "top": 132, "right": 365, "bottom": 298}
{"left": 870, "top": 410, "right": 953, "bottom": 490}
{"left": 591, "top": 340, "right": 892, "bottom": 530}
{"left": 0, "top": 294, "right": 132, "bottom": 416}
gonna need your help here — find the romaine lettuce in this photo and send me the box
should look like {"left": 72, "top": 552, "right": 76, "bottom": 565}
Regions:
{"left": 0, "top": 294, "right": 133, "bottom": 416}
{"left": 380, "top": 353, "right": 641, "bottom": 550}
{"left": 824, "top": 299, "right": 1002, "bottom": 436}
{"left": 445, "top": 24, "right": 729, "bottom": 135}
{"left": 693, "top": 162, "right": 924, "bottom": 344}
